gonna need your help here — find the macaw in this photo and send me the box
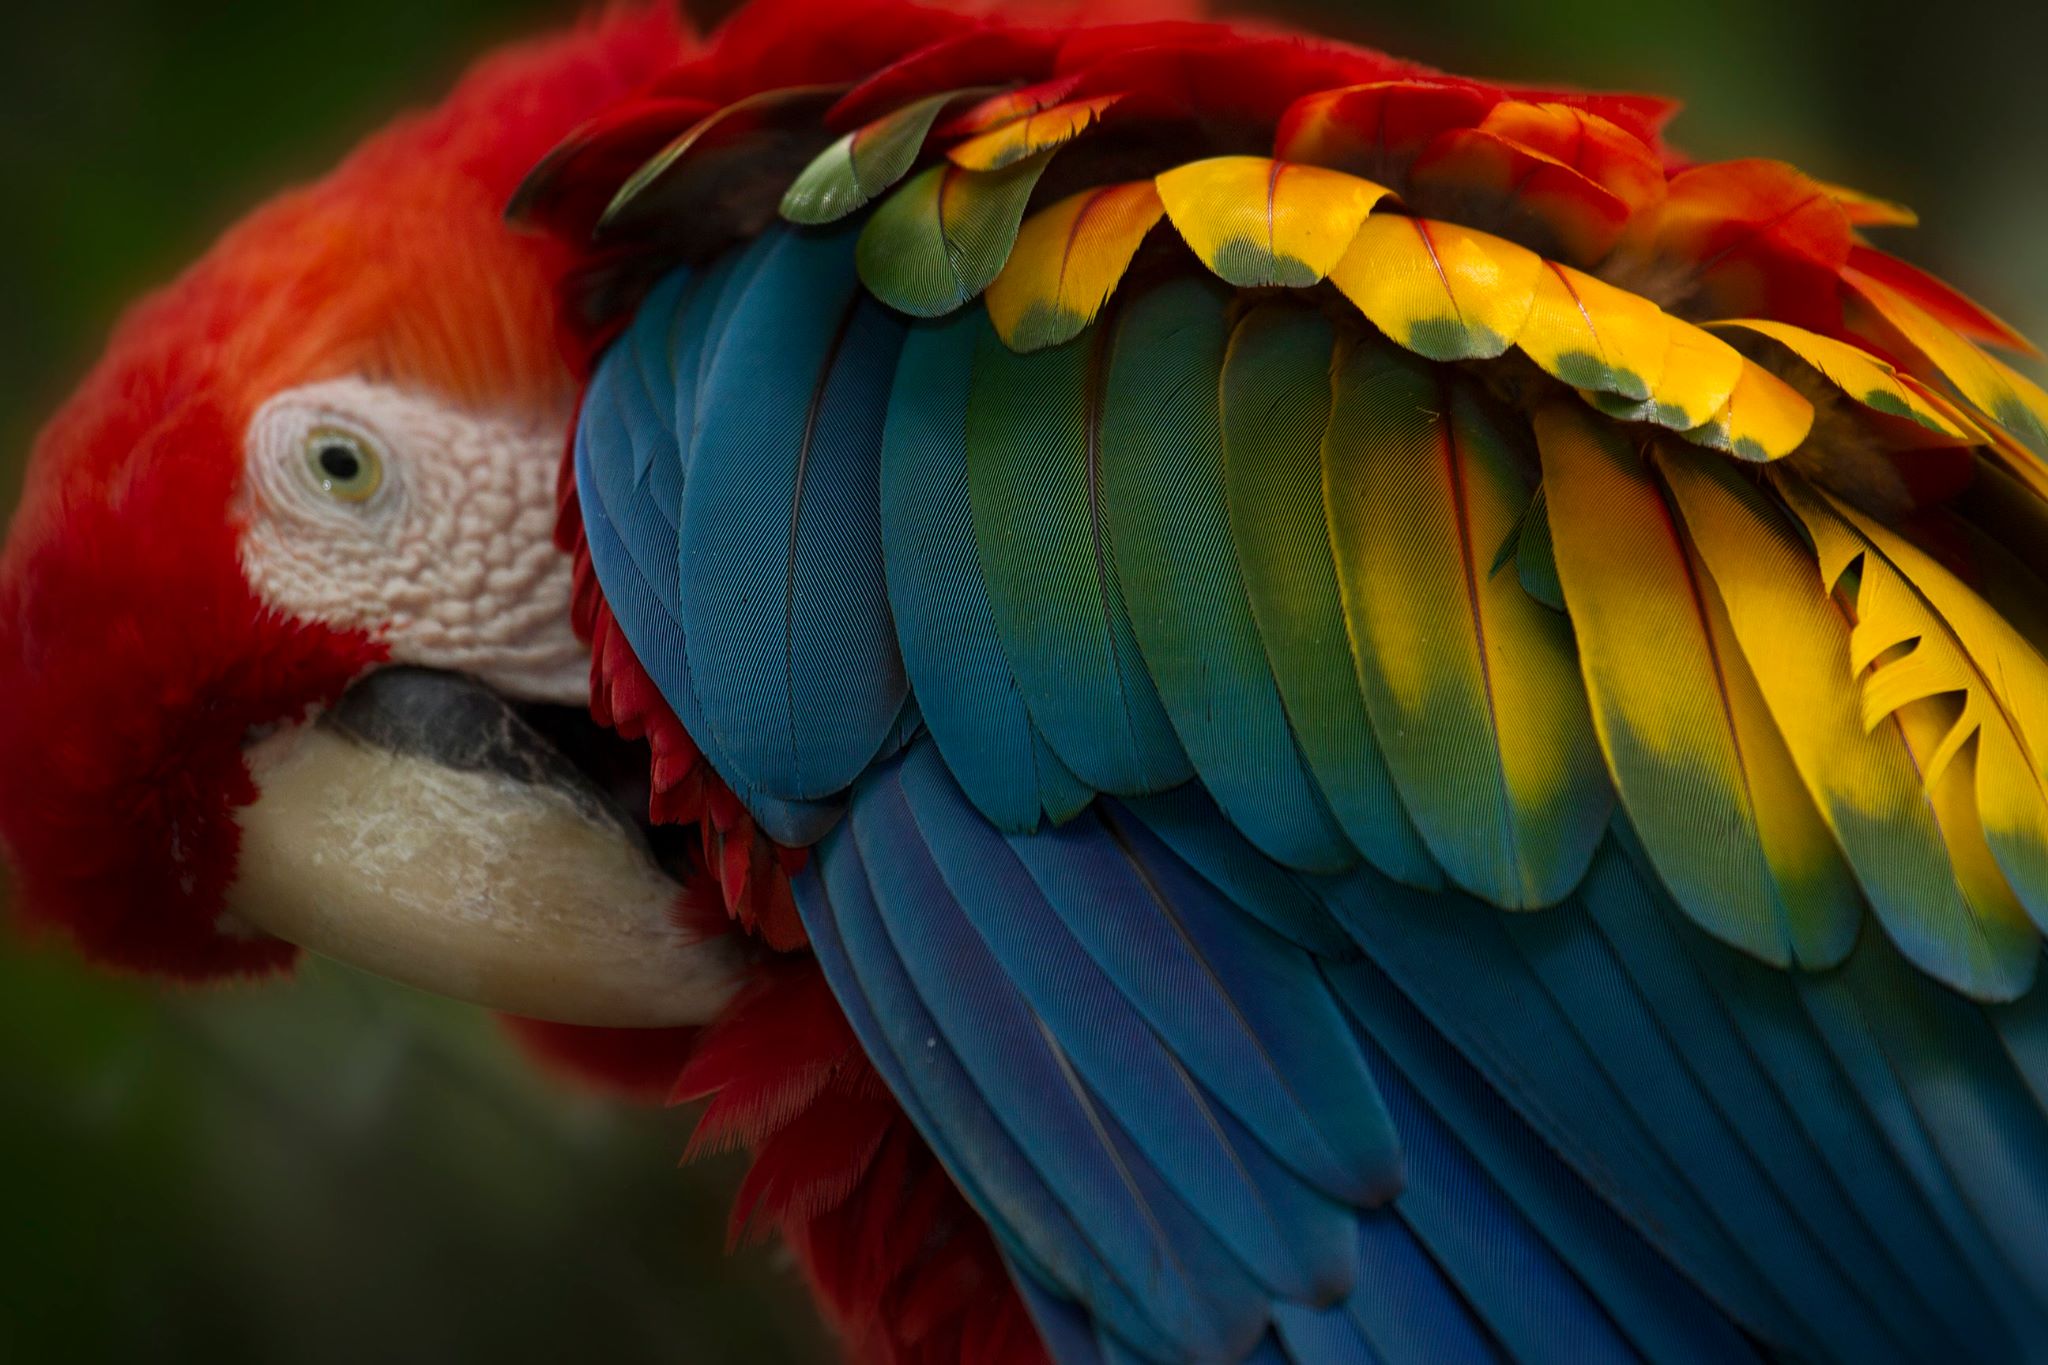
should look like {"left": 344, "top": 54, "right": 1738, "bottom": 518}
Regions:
{"left": 8, "top": 0, "right": 2048, "bottom": 1362}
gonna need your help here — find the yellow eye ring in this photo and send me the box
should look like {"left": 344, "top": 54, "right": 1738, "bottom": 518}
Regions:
{"left": 304, "top": 427, "right": 383, "bottom": 502}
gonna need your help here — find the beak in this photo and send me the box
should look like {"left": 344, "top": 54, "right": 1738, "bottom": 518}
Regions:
{"left": 225, "top": 668, "right": 740, "bottom": 1027}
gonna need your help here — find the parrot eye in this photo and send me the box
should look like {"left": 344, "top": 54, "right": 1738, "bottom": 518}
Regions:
{"left": 303, "top": 427, "right": 383, "bottom": 502}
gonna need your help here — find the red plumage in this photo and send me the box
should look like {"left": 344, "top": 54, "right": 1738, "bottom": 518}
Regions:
{"left": 19, "top": 3, "right": 2040, "bottom": 1362}
{"left": 676, "top": 959, "right": 1047, "bottom": 1365}
{"left": 0, "top": 4, "right": 686, "bottom": 976}
{"left": 500, "top": 1015, "right": 707, "bottom": 1101}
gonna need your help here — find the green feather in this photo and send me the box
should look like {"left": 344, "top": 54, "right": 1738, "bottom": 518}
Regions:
{"left": 1100, "top": 277, "right": 1357, "bottom": 873}
{"left": 1219, "top": 302, "right": 1441, "bottom": 889}
{"left": 1321, "top": 332, "right": 1608, "bottom": 908}
{"left": 856, "top": 151, "right": 1053, "bottom": 318}
{"left": 782, "top": 90, "right": 967, "bottom": 226}
{"left": 1516, "top": 484, "right": 1566, "bottom": 612}
{"left": 964, "top": 309, "right": 1190, "bottom": 794}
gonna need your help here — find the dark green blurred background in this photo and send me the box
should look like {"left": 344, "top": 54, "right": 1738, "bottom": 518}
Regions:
{"left": 2, "top": 1, "right": 2045, "bottom": 1360}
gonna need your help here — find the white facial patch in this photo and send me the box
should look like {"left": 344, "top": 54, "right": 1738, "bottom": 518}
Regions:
{"left": 238, "top": 378, "right": 588, "bottom": 704}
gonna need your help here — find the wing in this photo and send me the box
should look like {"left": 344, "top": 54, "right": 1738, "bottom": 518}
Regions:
{"left": 536, "top": 5, "right": 2048, "bottom": 1360}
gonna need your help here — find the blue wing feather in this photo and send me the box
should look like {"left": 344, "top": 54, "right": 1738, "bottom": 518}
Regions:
{"left": 1273, "top": 1217, "right": 1491, "bottom": 1365}
{"left": 1317, "top": 859, "right": 1814, "bottom": 1351}
{"left": 898, "top": 745, "right": 1395, "bottom": 1208}
{"left": 574, "top": 232, "right": 2048, "bottom": 1364}
{"left": 847, "top": 762, "right": 1265, "bottom": 1358}
{"left": 1816, "top": 934, "right": 2048, "bottom": 1315}
{"left": 1585, "top": 827, "right": 1978, "bottom": 1356}
{"left": 1995, "top": 983, "right": 2048, "bottom": 1122}
{"left": 878, "top": 309, "right": 1093, "bottom": 829}
{"left": 892, "top": 744, "right": 1362, "bottom": 1301}
{"left": 1494, "top": 868, "right": 1907, "bottom": 1363}
{"left": 801, "top": 807, "right": 1191, "bottom": 1361}
{"left": 678, "top": 225, "right": 906, "bottom": 803}
{"left": 1358, "top": 1046, "right": 1639, "bottom": 1365}
{"left": 797, "top": 744, "right": 1805, "bottom": 1364}
{"left": 1326, "top": 953, "right": 1764, "bottom": 1365}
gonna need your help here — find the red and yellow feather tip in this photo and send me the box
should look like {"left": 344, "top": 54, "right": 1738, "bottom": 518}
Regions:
{"left": 515, "top": 0, "right": 2037, "bottom": 479}
{"left": 517, "top": 0, "right": 2048, "bottom": 998}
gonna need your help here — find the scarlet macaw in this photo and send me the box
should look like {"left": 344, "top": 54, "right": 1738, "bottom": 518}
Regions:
{"left": 7, "top": 2, "right": 2048, "bottom": 1362}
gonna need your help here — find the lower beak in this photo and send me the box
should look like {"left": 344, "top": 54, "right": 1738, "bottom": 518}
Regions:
{"left": 224, "top": 668, "right": 739, "bottom": 1027}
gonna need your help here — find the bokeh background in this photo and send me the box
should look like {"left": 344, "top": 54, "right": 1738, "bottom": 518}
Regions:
{"left": 3, "top": 0, "right": 2046, "bottom": 1360}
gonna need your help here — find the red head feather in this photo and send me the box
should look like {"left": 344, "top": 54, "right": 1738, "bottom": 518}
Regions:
{"left": 0, "top": 5, "right": 689, "bottom": 977}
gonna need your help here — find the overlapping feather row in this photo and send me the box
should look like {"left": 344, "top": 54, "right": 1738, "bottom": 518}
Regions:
{"left": 527, "top": 14, "right": 2048, "bottom": 1004}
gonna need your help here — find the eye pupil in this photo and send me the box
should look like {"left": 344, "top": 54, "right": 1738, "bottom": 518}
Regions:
{"left": 303, "top": 426, "right": 382, "bottom": 502}
{"left": 316, "top": 443, "right": 362, "bottom": 482}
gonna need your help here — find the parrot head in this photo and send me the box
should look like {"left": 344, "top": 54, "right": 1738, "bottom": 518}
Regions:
{"left": 0, "top": 8, "right": 738, "bottom": 1027}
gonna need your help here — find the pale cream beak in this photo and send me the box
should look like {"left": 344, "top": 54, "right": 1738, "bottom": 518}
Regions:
{"left": 224, "top": 669, "right": 740, "bottom": 1027}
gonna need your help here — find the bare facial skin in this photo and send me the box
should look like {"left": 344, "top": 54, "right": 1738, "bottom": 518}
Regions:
{"left": 223, "top": 383, "right": 735, "bottom": 1025}
{"left": 238, "top": 378, "right": 588, "bottom": 705}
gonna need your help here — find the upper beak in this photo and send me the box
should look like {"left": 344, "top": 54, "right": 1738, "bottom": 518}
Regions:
{"left": 224, "top": 668, "right": 740, "bottom": 1027}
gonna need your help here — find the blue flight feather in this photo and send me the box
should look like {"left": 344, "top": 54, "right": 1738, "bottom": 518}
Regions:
{"left": 878, "top": 309, "right": 1092, "bottom": 830}
{"left": 1316, "top": 860, "right": 1811, "bottom": 1350}
{"left": 1496, "top": 859, "right": 1907, "bottom": 1362}
{"left": 1671, "top": 909, "right": 2017, "bottom": 1356}
{"left": 1118, "top": 783, "right": 1355, "bottom": 958}
{"left": 890, "top": 744, "right": 1360, "bottom": 1302}
{"left": 1326, "top": 951, "right": 1766, "bottom": 1365}
{"left": 1362, "top": 1050, "right": 1638, "bottom": 1365}
{"left": 679, "top": 225, "right": 890, "bottom": 800}
{"left": 1585, "top": 826, "right": 1971, "bottom": 1356}
{"left": 1274, "top": 1217, "right": 1491, "bottom": 1365}
{"left": 847, "top": 762, "right": 1261, "bottom": 1358}
{"left": 798, "top": 812, "right": 1187, "bottom": 1361}
{"left": 899, "top": 744, "right": 1396, "bottom": 1207}
{"left": 1812, "top": 932, "right": 2048, "bottom": 1317}
{"left": 1995, "top": 982, "right": 2048, "bottom": 1122}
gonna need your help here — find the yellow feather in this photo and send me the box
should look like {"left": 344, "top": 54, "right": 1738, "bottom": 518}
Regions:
{"left": 1588, "top": 317, "right": 1745, "bottom": 432}
{"left": 945, "top": 81, "right": 1079, "bottom": 137}
{"left": 1327, "top": 215, "right": 1544, "bottom": 361}
{"left": 985, "top": 183, "right": 1165, "bottom": 352}
{"left": 1155, "top": 156, "right": 1389, "bottom": 288}
{"left": 1684, "top": 360, "right": 1814, "bottom": 463}
{"left": 1518, "top": 260, "right": 1671, "bottom": 403}
{"left": 948, "top": 95, "right": 1120, "bottom": 172}
{"left": 1712, "top": 319, "right": 1982, "bottom": 441}
{"left": 1659, "top": 451, "right": 2036, "bottom": 998}
{"left": 1891, "top": 694, "right": 2038, "bottom": 979}
{"left": 1780, "top": 477, "right": 2048, "bottom": 936}
{"left": 1849, "top": 269, "right": 2048, "bottom": 456}
{"left": 1536, "top": 404, "right": 1857, "bottom": 964}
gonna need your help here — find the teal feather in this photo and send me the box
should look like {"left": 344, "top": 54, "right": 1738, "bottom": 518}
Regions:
{"left": 1220, "top": 302, "right": 1441, "bottom": 888}
{"left": 878, "top": 309, "right": 1092, "bottom": 830}
{"left": 678, "top": 224, "right": 907, "bottom": 803}
{"left": 1100, "top": 276, "right": 1358, "bottom": 874}
{"left": 965, "top": 314, "right": 1190, "bottom": 795}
